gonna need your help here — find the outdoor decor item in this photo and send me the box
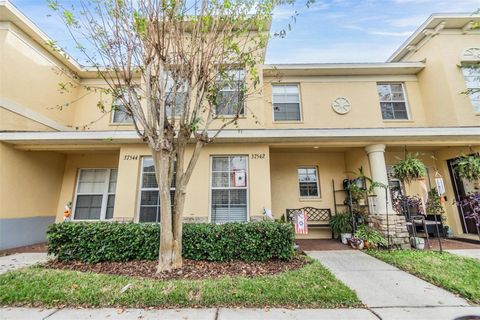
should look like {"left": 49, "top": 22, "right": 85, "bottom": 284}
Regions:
{"left": 454, "top": 153, "right": 480, "bottom": 182}
{"left": 294, "top": 210, "right": 309, "bottom": 235}
{"left": 392, "top": 153, "right": 427, "bottom": 183}
{"left": 410, "top": 237, "right": 425, "bottom": 250}
{"left": 349, "top": 237, "right": 364, "bottom": 250}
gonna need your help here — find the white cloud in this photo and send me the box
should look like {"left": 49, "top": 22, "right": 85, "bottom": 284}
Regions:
{"left": 389, "top": 15, "right": 428, "bottom": 28}
{"left": 369, "top": 31, "right": 413, "bottom": 36}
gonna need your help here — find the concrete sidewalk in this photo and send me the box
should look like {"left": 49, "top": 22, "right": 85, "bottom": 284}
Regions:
{"left": 0, "top": 253, "right": 49, "bottom": 275}
{"left": 307, "top": 250, "right": 469, "bottom": 308}
{"left": 447, "top": 249, "right": 480, "bottom": 260}
{"left": 2, "top": 307, "right": 480, "bottom": 320}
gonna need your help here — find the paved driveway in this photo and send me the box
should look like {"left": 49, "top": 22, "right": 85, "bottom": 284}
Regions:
{"left": 0, "top": 253, "right": 49, "bottom": 275}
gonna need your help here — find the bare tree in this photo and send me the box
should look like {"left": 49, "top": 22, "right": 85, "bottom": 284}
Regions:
{"left": 47, "top": 0, "right": 311, "bottom": 272}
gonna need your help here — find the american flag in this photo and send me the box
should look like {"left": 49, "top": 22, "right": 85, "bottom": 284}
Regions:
{"left": 294, "top": 210, "right": 308, "bottom": 234}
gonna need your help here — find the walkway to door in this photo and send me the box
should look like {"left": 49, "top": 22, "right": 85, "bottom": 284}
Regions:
{"left": 307, "top": 250, "right": 478, "bottom": 319}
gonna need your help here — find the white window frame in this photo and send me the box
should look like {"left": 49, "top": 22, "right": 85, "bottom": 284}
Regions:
{"left": 271, "top": 83, "right": 303, "bottom": 122}
{"left": 377, "top": 82, "right": 411, "bottom": 121}
{"left": 136, "top": 156, "right": 176, "bottom": 223}
{"left": 462, "top": 67, "right": 480, "bottom": 113}
{"left": 72, "top": 168, "right": 117, "bottom": 221}
{"left": 165, "top": 71, "right": 189, "bottom": 118}
{"left": 297, "top": 166, "right": 320, "bottom": 199}
{"left": 111, "top": 88, "right": 134, "bottom": 124}
{"left": 215, "top": 69, "right": 246, "bottom": 117}
{"left": 209, "top": 155, "right": 249, "bottom": 223}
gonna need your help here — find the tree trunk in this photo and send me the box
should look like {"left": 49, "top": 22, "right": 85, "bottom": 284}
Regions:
{"left": 153, "top": 149, "right": 182, "bottom": 273}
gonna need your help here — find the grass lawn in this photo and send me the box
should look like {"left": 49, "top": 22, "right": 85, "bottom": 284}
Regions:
{"left": 0, "top": 259, "right": 360, "bottom": 308}
{"left": 368, "top": 250, "right": 480, "bottom": 304}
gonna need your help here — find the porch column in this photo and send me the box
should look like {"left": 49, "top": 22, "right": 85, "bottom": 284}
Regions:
{"left": 365, "top": 144, "right": 394, "bottom": 215}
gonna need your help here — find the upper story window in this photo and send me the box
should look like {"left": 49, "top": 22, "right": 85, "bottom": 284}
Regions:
{"left": 272, "top": 84, "right": 301, "bottom": 121}
{"left": 73, "top": 168, "right": 117, "bottom": 220}
{"left": 462, "top": 67, "right": 480, "bottom": 113}
{"left": 165, "top": 72, "right": 188, "bottom": 118}
{"left": 298, "top": 167, "right": 320, "bottom": 198}
{"left": 377, "top": 83, "right": 409, "bottom": 120}
{"left": 112, "top": 89, "right": 134, "bottom": 124}
{"left": 215, "top": 69, "right": 245, "bottom": 116}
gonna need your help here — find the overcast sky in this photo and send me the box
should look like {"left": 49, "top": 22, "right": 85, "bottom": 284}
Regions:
{"left": 11, "top": 0, "right": 480, "bottom": 64}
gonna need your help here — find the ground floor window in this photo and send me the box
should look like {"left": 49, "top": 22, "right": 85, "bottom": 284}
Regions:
{"left": 138, "top": 157, "right": 175, "bottom": 222}
{"left": 73, "top": 168, "right": 117, "bottom": 220}
{"left": 298, "top": 167, "right": 320, "bottom": 198}
{"left": 211, "top": 156, "right": 248, "bottom": 223}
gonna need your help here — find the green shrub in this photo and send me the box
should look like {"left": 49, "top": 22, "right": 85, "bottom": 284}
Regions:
{"left": 47, "top": 221, "right": 294, "bottom": 263}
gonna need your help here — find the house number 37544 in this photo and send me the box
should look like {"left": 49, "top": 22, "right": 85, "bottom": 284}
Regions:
{"left": 251, "top": 154, "right": 265, "bottom": 159}
{"left": 123, "top": 155, "right": 139, "bottom": 160}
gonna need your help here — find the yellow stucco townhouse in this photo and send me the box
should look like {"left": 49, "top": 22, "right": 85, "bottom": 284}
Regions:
{"left": 0, "top": 1, "right": 479, "bottom": 249}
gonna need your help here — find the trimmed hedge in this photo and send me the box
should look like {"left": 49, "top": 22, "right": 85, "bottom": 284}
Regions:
{"left": 47, "top": 221, "right": 294, "bottom": 263}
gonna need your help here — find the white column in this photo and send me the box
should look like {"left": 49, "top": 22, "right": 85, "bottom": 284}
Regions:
{"left": 365, "top": 144, "right": 394, "bottom": 215}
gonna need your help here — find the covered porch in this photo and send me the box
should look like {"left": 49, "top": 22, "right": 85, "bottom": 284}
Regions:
{"left": 268, "top": 142, "right": 480, "bottom": 243}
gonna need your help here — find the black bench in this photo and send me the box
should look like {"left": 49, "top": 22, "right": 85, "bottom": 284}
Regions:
{"left": 285, "top": 207, "right": 333, "bottom": 238}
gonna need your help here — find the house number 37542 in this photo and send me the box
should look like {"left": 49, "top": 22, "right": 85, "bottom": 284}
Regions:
{"left": 251, "top": 154, "right": 265, "bottom": 159}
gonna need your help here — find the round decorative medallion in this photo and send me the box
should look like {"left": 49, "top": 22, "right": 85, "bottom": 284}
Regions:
{"left": 332, "top": 97, "right": 351, "bottom": 114}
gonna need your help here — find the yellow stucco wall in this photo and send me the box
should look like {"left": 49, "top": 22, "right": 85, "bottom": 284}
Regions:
{"left": 406, "top": 33, "right": 480, "bottom": 125}
{"left": 54, "top": 144, "right": 272, "bottom": 222}
{"left": 0, "top": 26, "right": 77, "bottom": 127}
{"left": 0, "top": 108, "right": 54, "bottom": 131}
{"left": 0, "top": 142, "right": 66, "bottom": 219}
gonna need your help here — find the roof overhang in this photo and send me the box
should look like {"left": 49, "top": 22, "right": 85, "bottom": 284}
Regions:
{"left": 388, "top": 13, "right": 480, "bottom": 62}
{"left": 2, "top": 127, "right": 480, "bottom": 146}
{"left": 262, "top": 62, "right": 425, "bottom": 76}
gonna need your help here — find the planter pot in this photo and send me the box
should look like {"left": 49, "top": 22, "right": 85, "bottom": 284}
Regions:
{"left": 341, "top": 233, "right": 352, "bottom": 245}
{"left": 350, "top": 239, "right": 364, "bottom": 250}
{"left": 446, "top": 229, "right": 454, "bottom": 238}
{"left": 410, "top": 237, "right": 425, "bottom": 250}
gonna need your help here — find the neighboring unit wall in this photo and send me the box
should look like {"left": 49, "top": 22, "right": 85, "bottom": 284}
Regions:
{"left": 0, "top": 142, "right": 66, "bottom": 249}
{"left": 407, "top": 33, "right": 480, "bottom": 126}
{"left": 0, "top": 23, "right": 77, "bottom": 128}
{"left": 0, "top": 107, "right": 54, "bottom": 131}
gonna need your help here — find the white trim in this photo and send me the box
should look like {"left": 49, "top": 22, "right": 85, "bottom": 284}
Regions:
{"left": 377, "top": 82, "right": 412, "bottom": 121}
{"left": 209, "top": 155, "right": 249, "bottom": 223}
{"left": 0, "top": 98, "right": 69, "bottom": 131}
{"left": 297, "top": 166, "right": 321, "bottom": 199}
{"left": 2, "top": 127, "right": 480, "bottom": 144}
{"left": 271, "top": 83, "right": 303, "bottom": 122}
{"left": 72, "top": 168, "right": 116, "bottom": 221}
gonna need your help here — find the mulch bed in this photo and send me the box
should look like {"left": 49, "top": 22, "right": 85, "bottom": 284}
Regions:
{"left": 43, "top": 256, "right": 309, "bottom": 280}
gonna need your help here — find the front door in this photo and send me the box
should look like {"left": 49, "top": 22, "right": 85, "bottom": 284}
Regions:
{"left": 447, "top": 157, "right": 479, "bottom": 234}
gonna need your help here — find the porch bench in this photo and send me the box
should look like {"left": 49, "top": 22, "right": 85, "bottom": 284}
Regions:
{"left": 285, "top": 207, "right": 333, "bottom": 239}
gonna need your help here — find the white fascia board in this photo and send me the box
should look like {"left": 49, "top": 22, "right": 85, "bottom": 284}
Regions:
{"left": 1, "top": 127, "right": 480, "bottom": 144}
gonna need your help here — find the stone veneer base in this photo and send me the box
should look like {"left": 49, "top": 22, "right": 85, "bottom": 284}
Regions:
{"left": 369, "top": 214, "right": 411, "bottom": 249}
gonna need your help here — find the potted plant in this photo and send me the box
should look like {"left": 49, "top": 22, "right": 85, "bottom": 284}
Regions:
{"left": 410, "top": 237, "right": 425, "bottom": 250}
{"left": 454, "top": 154, "right": 480, "bottom": 182}
{"left": 330, "top": 212, "right": 353, "bottom": 244}
{"left": 355, "top": 224, "right": 387, "bottom": 249}
{"left": 349, "top": 237, "right": 364, "bottom": 250}
{"left": 456, "top": 192, "right": 480, "bottom": 238}
{"left": 392, "top": 153, "right": 427, "bottom": 184}
{"left": 426, "top": 188, "right": 446, "bottom": 220}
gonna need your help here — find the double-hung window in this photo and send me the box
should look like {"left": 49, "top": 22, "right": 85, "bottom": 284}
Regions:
{"left": 165, "top": 72, "right": 188, "bottom": 117}
{"left": 138, "top": 157, "right": 176, "bottom": 222}
{"left": 462, "top": 67, "right": 480, "bottom": 113}
{"left": 112, "top": 88, "right": 134, "bottom": 124}
{"left": 211, "top": 156, "right": 248, "bottom": 223}
{"left": 272, "top": 84, "right": 301, "bottom": 121}
{"left": 73, "top": 169, "right": 117, "bottom": 220}
{"left": 377, "top": 83, "right": 409, "bottom": 120}
{"left": 215, "top": 69, "right": 245, "bottom": 116}
{"left": 298, "top": 167, "right": 320, "bottom": 198}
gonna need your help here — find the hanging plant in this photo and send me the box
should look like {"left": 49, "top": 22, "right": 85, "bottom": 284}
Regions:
{"left": 454, "top": 154, "right": 480, "bottom": 182}
{"left": 392, "top": 153, "right": 427, "bottom": 184}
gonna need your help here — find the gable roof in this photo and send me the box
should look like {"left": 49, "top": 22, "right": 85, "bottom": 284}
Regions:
{"left": 388, "top": 13, "right": 480, "bottom": 62}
